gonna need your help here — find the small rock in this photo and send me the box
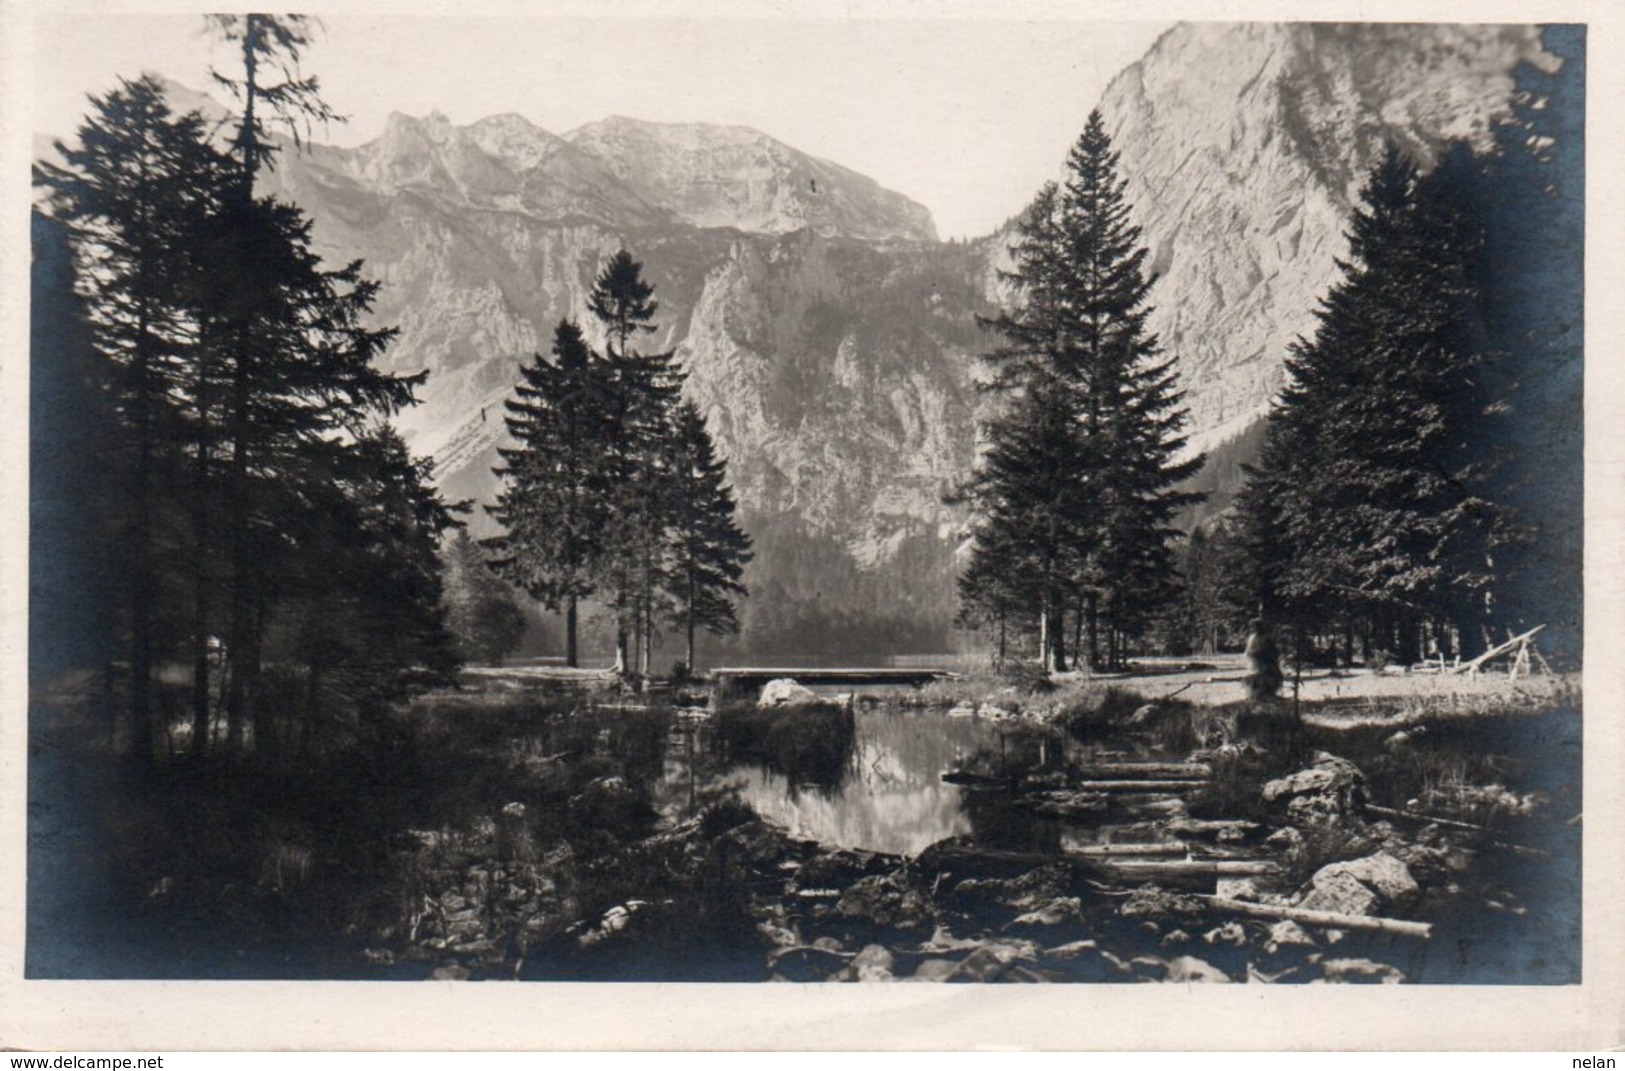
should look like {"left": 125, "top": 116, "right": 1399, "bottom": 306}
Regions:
{"left": 1007, "top": 897, "right": 1082, "bottom": 930}
{"left": 1215, "top": 877, "right": 1264, "bottom": 900}
{"left": 946, "top": 703, "right": 977, "bottom": 718}
{"left": 1165, "top": 955, "right": 1233, "bottom": 983}
{"left": 430, "top": 963, "right": 471, "bottom": 981}
{"left": 1265, "top": 827, "right": 1304, "bottom": 852}
{"left": 1202, "top": 921, "right": 1248, "bottom": 946}
{"left": 908, "top": 959, "right": 960, "bottom": 982}
{"left": 1046, "top": 939, "right": 1100, "bottom": 959}
{"left": 1160, "top": 929, "right": 1192, "bottom": 947}
{"left": 1265, "top": 920, "right": 1317, "bottom": 950}
{"left": 758, "top": 678, "right": 821, "bottom": 707}
{"left": 1321, "top": 957, "right": 1406, "bottom": 984}
{"left": 846, "top": 944, "right": 896, "bottom": 982}
{"left": 1298, "top": 870, "right": 1382, "bottom": 917}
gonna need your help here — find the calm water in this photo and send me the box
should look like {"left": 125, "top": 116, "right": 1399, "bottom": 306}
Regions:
{"left": 658, "top": 705, "right": 1106, "bottom": 855}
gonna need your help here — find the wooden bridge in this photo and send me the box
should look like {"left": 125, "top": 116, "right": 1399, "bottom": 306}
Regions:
{"left": 709, "top": 667, "right": 956, "bottom": 690}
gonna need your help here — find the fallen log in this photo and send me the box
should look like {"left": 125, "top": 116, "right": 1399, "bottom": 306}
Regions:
{"left": 1364, "top": 803, "right": 1481, "bottom": 832}
{"left": 1198, "top": 895, "right": 1433, "bottom": 939}
{"left": 1069, "top": 842, "right": 1191, "bottom": 857}
{"left": 1167, "top": 818, "right": 1261, "bottom": 837}
{"left": 1105, "top": 860, "right": 1279, "bottom": 879}
{"left": 1075, "top": 763, "right": 1212, "bottom": 779}
{"left": 1072, "top": 779, "right": 1209, "bottom": 793}
{"left": 1364, "top": 805, "right": 1549, "bottom": 857}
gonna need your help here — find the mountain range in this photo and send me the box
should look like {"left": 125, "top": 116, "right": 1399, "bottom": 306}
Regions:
{"left": 50, "top": 22, "right": 1556, "bottom": 656}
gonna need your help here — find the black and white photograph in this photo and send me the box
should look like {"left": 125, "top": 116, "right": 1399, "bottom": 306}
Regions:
{"left": 3, "top": 0, "right": 1621, "bottom": 1052}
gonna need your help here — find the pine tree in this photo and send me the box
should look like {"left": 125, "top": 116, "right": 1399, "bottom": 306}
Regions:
{"left": 1237, "top": 146, "right": 1519, "bottom": 664}
{"left": 588, "top": 250, "right": 684, "bottom": 677}
{"left": 443, "top": 530, "right": 528, "bottom": 666}
{"left": 200, "top": 14, "right": 424, "bottom": 751}
{"left": 35, "top": 76, "right": 229, "bottom": 761}
{"left": 486, "top": 319, "right": 612, "bottom": 666}
{"left": 958, "top": 110, "right": 1202, "bottom": 672}
{"left": 1476, "top": 25, "right": 1584, "bottom": 658}
{"left": 663, "top": 401, "right": 753, "bottom": 672}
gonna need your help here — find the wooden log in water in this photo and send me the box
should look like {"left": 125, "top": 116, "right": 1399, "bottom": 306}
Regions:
{"left": 1073, "top": 779, "right": 1209, "bottom": 793}
{"left": 1364, "top": 805, "right": 1549, "bottom": 857}
{"left": 1199, "top": 895, "right": 1433, "bottom": 939}
{"left": 1103, "top": 859, "right": 1279, "bottom": 879}
{"left": 1166, "top": 818, "right": 1261, "bottom": 837}
{"left": 1364, "top": 803, "right": 1482, "bottom": 832}
{"left": 1068, "top": 842, "right": 1191, "bottom": 857}
{"left": 1075, "top": 763, "right": 1211, "bottom": 779}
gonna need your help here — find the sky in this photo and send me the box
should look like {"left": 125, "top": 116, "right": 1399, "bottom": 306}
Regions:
{"left": 31, "top": 8, "right": 1169, "bottom": 239}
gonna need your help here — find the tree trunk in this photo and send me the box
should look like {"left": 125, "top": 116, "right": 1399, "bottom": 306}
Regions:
{"left": 1085, "top": 594, "right": 1100, "bottom": 672}
{"left": 1047, "top": 605, "right": 1067, "bottom": 673}
{"left": 189, "top": 413, "right": 212, "bottom": 758}
{"left": 565, "top": 595, "right": 578, "bottom": 669}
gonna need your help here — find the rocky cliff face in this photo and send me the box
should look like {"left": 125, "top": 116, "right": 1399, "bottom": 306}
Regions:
{"left": 567, "top": 116, "right": 938, "bottom": 241}
{"left": 161, "top": 22, "right": 1549, "bottom": 654}
{"left": 1090, "top": 22, "right": 1549, "bottom": 449}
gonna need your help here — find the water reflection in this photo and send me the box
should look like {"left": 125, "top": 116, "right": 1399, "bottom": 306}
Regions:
{"left": 660, "top": 706, "right": 1084, "bottom": 856}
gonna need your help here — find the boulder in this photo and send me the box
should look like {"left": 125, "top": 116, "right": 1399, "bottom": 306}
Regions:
{"left": 1298, "top": 851, "right": 1419, "bottom": 917}
{"left": 1313, "top": 852, "right": 1420, "bottom": 908}
{"left": 836, "top": 872, "right": 935, "bottom": 932}
{"left": 758, "top": 678, "right": 821, "bottom": 707}
{"left": 1298, "top": 870, "right": 1382, "bottom": 917}
{"left": 1262, "top": 752, "right": 1366, "bottom": 821}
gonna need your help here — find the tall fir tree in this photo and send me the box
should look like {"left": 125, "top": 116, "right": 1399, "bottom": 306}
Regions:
{"left": 201, "top": 14, "right": 429, "bottom": 751}
{"left": 1236, "top": 146, "right": 1520, "bottom": 664}
{"left": 1475, "top": 25, "right": 1584, "bottom": 658}
{"left": 588, "top": 250, "right": 684, "bottom": 676}
{"left": 443, "top": 530, "right": 528, "bottom": 667}
{"left": 958, "top": 110, "right": 1202, "bottom": 671}
{"left": 35, "top": 76, "right": 230, "bottom": 761}
{"left": 486, "top": 319, "right": 613, "bottom": 666}
{"left": 662, "top": 401, "right": 753, "bottom": 672}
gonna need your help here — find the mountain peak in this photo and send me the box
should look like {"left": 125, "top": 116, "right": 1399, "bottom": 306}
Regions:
{"left": 567, "top": 115, "right": 936, "bottom": 241}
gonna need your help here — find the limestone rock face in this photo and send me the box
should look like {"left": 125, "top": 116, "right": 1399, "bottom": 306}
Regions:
{"left": 1088, "top": 22, "right": 1550, "bottom": 452}
{"left": 567, "top": 116, "right": 937, "bottom": 241}
{"left": 126, "top": 22, "right": 1549, "bottom": 651}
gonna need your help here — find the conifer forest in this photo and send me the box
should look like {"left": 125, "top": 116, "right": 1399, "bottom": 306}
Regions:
{"left": 22, "top": 14, "right": 1587, "bottom": 1000}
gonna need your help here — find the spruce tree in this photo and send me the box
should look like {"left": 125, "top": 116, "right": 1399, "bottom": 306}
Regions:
{"left": 662, "top": 401, "right": 753, "bottom": 672}
{"left": 588, "top": 250, "right": 684, "bottom": 676}
{"left": 443, "top": 530, "right": 528, "bottom": 666}
{"left": 1237, "top": 146, "right": 1519, "bottom": 664}
{"left": 200, "top": 14, "right": 425, "bottom": 751}
{"left": 959, "top": 110, "right": 1202, "bottom": 672}
{"left": 35, "top": 76, "right": 228, "bottom": 761}
{"left": 1476, "top": 25, "right": 1584, "bottom": 657}
{"left": 486, "top": 319, "right": 612, "bottom": 666}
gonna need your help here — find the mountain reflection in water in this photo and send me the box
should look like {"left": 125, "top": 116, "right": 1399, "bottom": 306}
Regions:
{"left": 664, "top": 706, "right": 1082, "bottom": 856}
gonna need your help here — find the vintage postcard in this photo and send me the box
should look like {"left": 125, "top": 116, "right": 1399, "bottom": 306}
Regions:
{"left": 2, "top": 0, "right": 1621, "bottom": 1052}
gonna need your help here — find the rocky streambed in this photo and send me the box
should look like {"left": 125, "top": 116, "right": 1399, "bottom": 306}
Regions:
{"left": 358, "top": 684, "right": 1579, "bottom": 984}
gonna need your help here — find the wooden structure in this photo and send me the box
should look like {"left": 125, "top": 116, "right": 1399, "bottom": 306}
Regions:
{"left": 710, "top": 667, "right": 954, "bottom": 690}
{"left": 1450, "top": 625, "right": 1553, "bottom": 679}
